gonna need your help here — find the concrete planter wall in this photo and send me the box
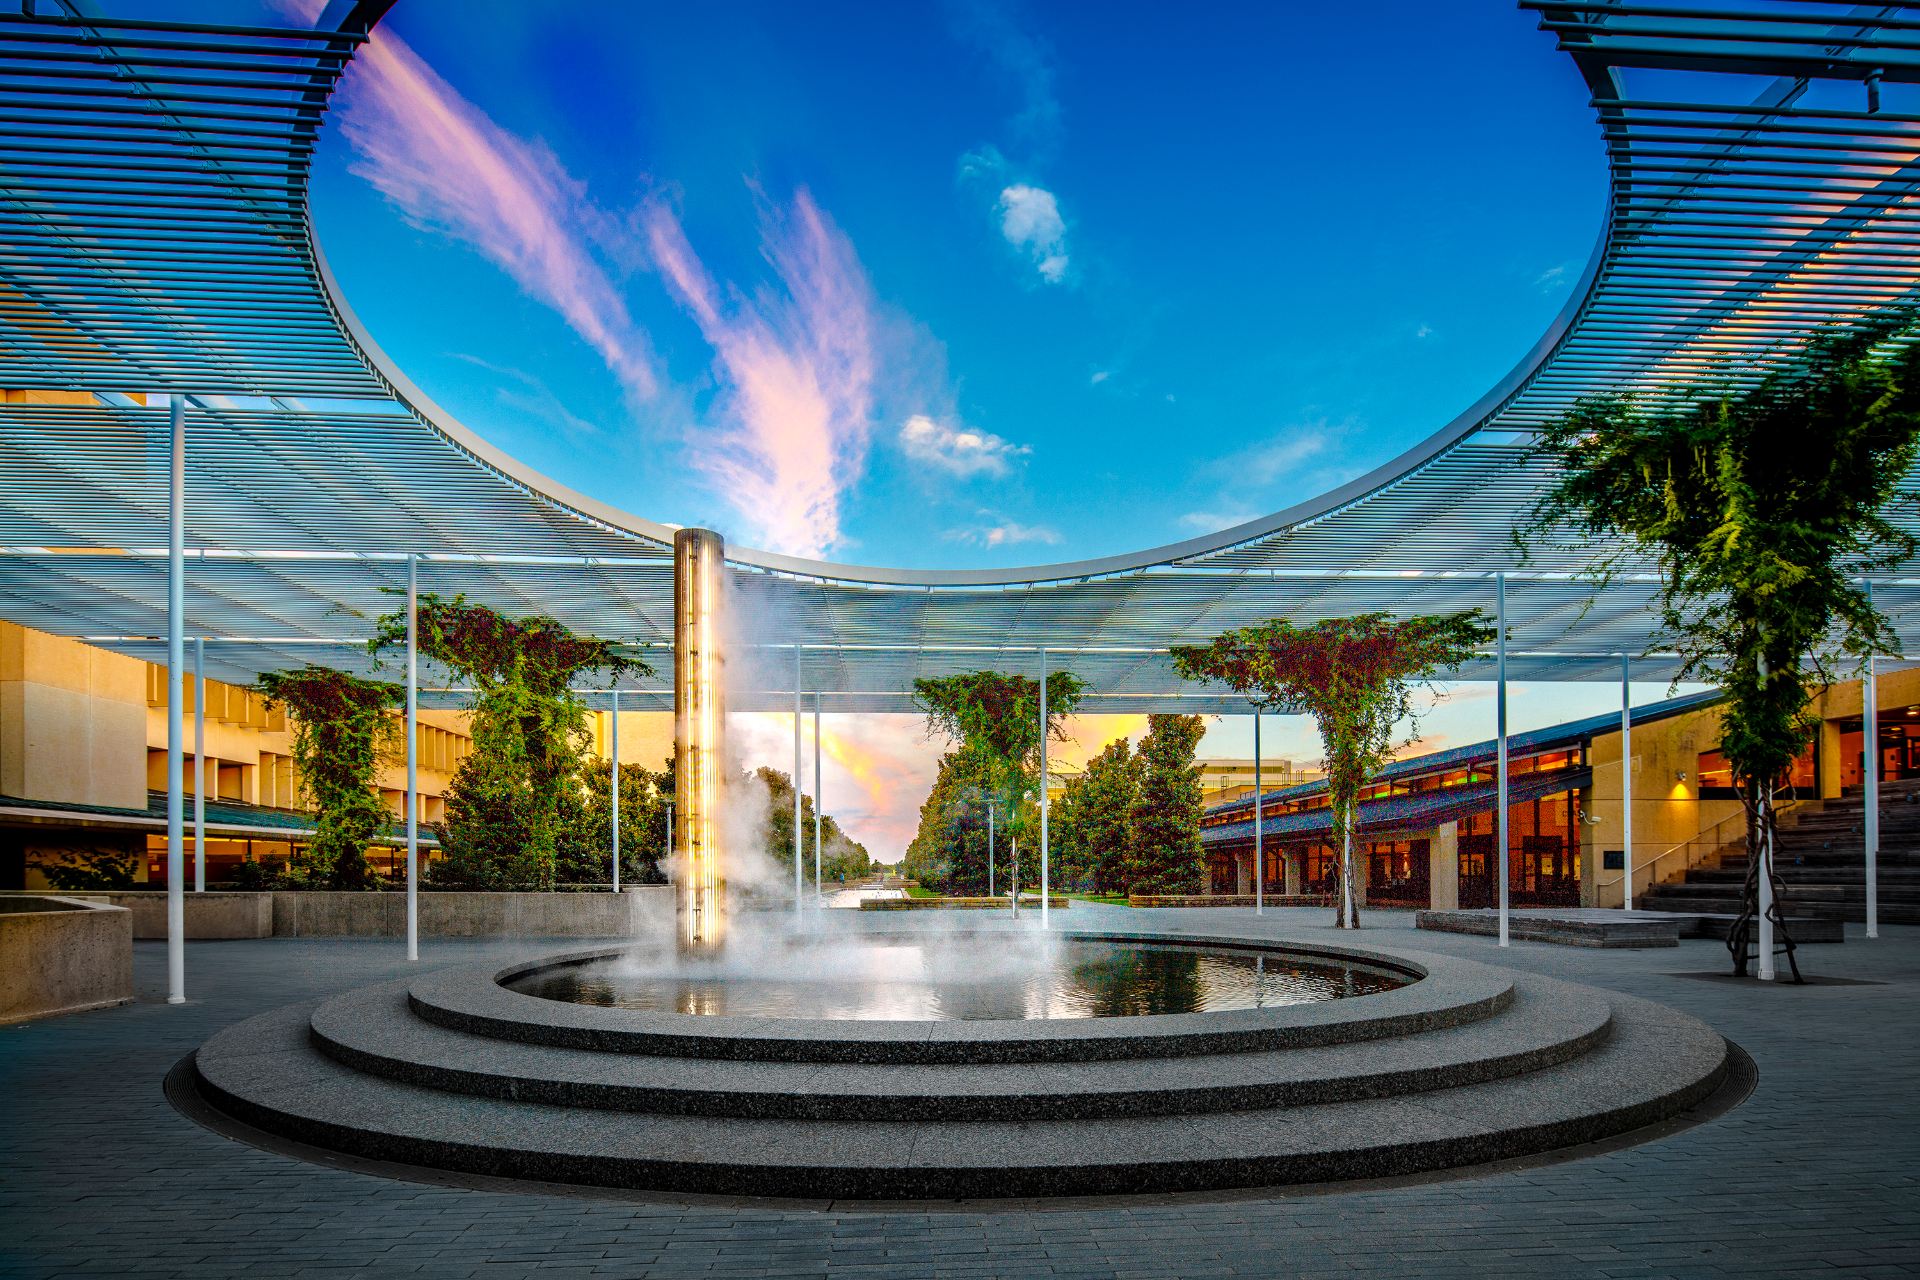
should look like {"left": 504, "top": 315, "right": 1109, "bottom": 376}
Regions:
{"left": 0, "top": 896, "right": 133, "bottom": 1024}
{"left": 23, "top": 891, "right": 275, "bottom": 940}
{"left": 270, "top": 886, "right": 673, "bottom": 938}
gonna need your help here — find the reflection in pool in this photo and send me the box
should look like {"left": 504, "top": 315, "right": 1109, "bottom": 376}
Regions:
{"left": 503, "top": 937, "right": 1407, "bottom": 1021}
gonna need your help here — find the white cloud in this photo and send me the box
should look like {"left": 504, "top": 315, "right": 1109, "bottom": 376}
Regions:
{"left": 997, "top": 184, "right": 1069, "bottom": 284}
{"left": 1178, "top": 509, "right": 1258, "bottom": 533}
{"left": 1415, "top": 324, "right": 1434, "bottom": 339}
{"left": 942, "top": 514, "right": 1062, "bottom": 548}
{"left": 898, "top": 413, "right": 1030, "bottom": 479}
{"left": 1089, "top": 370, "right": 1110, "bottom": 385}
{"left": 1534, "top": 263, "right": 1571, "bottom": 292}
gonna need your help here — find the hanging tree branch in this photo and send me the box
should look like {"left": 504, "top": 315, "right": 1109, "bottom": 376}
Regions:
{"left": 1172, "top": 611, "right": 1491, "bottom": 928}
{"left": 1520, "top": 316, "right": 1920, "bottom": 979}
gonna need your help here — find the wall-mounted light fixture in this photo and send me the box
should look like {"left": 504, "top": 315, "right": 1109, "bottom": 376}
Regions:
{"left": 1675, "top": 769, "right": 1689, "bottom": 783}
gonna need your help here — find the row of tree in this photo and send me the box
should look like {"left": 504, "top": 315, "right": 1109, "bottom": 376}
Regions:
{"left": 243, "top": 593, "right": 869, "bottom": 891}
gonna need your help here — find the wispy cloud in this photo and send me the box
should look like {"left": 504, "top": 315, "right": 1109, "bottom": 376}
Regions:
{"left": 449, "top": 353, "right": 601, "bottom": 443}
{"left": 997, "top": 184, "right": 1069, "bottom": 284}
{"left": 1178, "top": 509, "right": 1259, "bottom": 533}
{"left": 1415, "top": 323, "right": 1434, "bottom": 339}
{"left": 899, "top": 413, "right": 1029, "bottom": 478}
{"left": 1534, "top": 262, "right": 1572, "bottom": 293}
{"left": 1089, "top": 370, "right": 1110, "bottom": 385}
{"left": 1176, "top": 419, "right": 1360, "bottom": 536}
{"left": 951, "top": 5, "right": 1076, "bottom": 286}
{"left": 949, "top": 0, "right": 1062, "bottom": 157}
{"left": 941, "top": 512, "right": 1062, "bottom": 548}
{"left": 332, "top": 20, "right": 657, "bottom": 404}
{"left": 644, "top": 192, "right": 877, "bottom": 558}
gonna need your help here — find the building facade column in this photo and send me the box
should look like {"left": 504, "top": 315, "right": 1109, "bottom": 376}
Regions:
{"left": 1284, "top": 849, "right": 1302, "bottom": 897}
{"left": 1430, "top": 822, "right": 1460, "bottom": 910}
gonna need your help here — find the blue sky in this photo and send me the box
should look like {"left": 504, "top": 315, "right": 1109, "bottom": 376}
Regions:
{"left": 300, "top": 1, "right": 1673, "bottom": 857}
{"left": 311, "top": 0, "right": 1605, "bottom": 567}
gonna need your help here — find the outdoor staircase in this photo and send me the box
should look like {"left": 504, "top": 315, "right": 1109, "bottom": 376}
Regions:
{"left": 1639, "top": 777, "right": 1920, "bottom": 926}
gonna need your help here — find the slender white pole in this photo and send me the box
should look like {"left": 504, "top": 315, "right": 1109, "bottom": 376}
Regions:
{"left": 813, "top": 693, "right": 822, "bottom": 896}
{"left": 792, "top": 644, "right": 803, "bottom": 918}
{"left": 1253, "top": 708, "right": 1264, "bottom": 915}
{"left": 1496, "top": 572, "right": 1510, "bottom": 948}
{"left": 611, "top": 688, "right": 621, "bottom": 893}
{"left": 193, "top": 635, "right": 205, "bottom": 893}
{"left": 1865, "top": 580, "right": 1880, "bottom": 940}
{"left": 166, "top": 394, "right": 185, "bottom": 1004}
{"left": 405, "top": 555, "right": 418, "bottom": 962}
{"left": 987, "top": 802, "right": 995, "bottom": 897}
{"left": 1039, "top": 649, "right": 1050, "bottom": 929}
{"left": 1621, "top": 653, "right": 1633, "bottom": 911}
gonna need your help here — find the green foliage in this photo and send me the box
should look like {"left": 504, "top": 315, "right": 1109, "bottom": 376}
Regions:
{"left": 371, "top": 594, "right": 645, "bottom": 890}
{"left": 1525, "top": 321, "right": 1920, "bottom": 970}
{"left": 1054, "top": 737, "right": 1141, "bottom": 894}
{"left": 254, "top": 665, "right": 403, "bottom": 890}
{"left": 560, "top": 758, "right": 675, "bottom": 887}
{"left": 1124, "top": 714, "right": 1208, "bottom": 894}
{"left": 1526, "top": 322, "right": 1920, "bottom": 800}
{"left": 753, "top": 765, "right": 877, "bottom": 885}
{"left": 900, "top": 748, "right": 1018, "bottom": 895}
{"left": 1172, "top": 611, "right": 1490, "bottom": 926}
{"left": 913, "top": 668, "right": 1085, "bottom": 853}
{"left": 31, "top": 844, "right": 140, "bottom": 890}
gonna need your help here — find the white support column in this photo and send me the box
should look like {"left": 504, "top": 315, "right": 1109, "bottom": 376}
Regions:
{"left": 813, "top": 693, "right": 823, "bottom": 897}
{"left": 193, "top": 635, "right": 205, "bottom": 893}
{"left": 987, "top": 802, "right": 995, "bottom": 897}
{"left": 405, "top": 555, "right": 418, "bottom": 962}
{"left": 793, "top": 644, "right": 803, "bottom": 918}
{"left": 1865, "top": 581, "right": 1880, "bottom": 940}
{"left": 166, "top": 393, "right": 185, "bottom": 1004}
{"left": 1621, "top": 652, "right": 1633, "bottom": 911}
{"left": 611, "top": 688, "right": 621, "bottom": 894}
{"left": 1253, "top": 707, "right": 1264, "bottom": 915}
{"left": 1039, "top": 648, "right": 1050, "bottom": 929}
{"left": 1496, "top": 572, "right": 1510, "bottom": 948}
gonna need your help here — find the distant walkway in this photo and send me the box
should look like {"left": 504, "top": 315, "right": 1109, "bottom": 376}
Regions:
{"left": 821, "top": 885, "right": 907, "bottom": 908}
{"left": 1, "top": 907, "right": 1915, "bottom": 1278}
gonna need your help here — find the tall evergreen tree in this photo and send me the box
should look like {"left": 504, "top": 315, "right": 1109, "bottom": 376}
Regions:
{"left": 1124, "top": 715, "right": 1206, "bottom": 894}
{"left": 1076, "top": 737, "right": 1142, "bottom": 893}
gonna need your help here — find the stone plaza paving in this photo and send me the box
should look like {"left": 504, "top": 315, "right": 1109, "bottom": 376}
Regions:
{"left": 1, "top": 906, "right": 1915, "bottom": 1279}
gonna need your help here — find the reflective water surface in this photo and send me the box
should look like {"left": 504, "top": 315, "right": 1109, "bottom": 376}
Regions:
{"left": 504, "top": 937, "right": 1407, "bottom": 1020}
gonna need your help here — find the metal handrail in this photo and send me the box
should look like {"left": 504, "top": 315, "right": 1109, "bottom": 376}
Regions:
{"left": 1595, "top": 795, "right": 1810, "bottom": 896}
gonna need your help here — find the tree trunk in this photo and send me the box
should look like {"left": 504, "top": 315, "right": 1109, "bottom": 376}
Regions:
{"left": 1728, "top": 777, "right": 1801, "bottom": 981}
{"left": 1335, "top": 800, "right": 1361, "bottom": 929}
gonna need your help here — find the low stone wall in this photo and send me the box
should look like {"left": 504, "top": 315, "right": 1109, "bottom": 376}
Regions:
{"left": 1127, "top": 893, "right": 1331, "bottom": 909}
{"left": 860, "top": 895, "right": 1068, "bottom": 911}
{"left": 270, "top": 886, "right": 674, "bottom": 938}
{"left": 13, "top": 891, "right": 275, "bottom": 940}
{"left": 0, "top": 896, "right": 133, "bottom": 1024}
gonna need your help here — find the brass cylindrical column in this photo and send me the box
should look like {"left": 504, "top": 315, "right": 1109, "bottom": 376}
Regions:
{"left": 674, "top": 527, "right": 726, "bottom": 953}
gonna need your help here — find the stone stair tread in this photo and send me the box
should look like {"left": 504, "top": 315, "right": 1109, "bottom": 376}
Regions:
{"left": 307, "top": 979, "right": 1613, "bottom": 1121}
{"left": 192, "top": 989, "right": 1728, "bottom": 1199}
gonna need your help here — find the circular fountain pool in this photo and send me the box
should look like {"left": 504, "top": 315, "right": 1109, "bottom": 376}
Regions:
{"left": 502, "top": 935, "right": 1408, "bottom": 1020}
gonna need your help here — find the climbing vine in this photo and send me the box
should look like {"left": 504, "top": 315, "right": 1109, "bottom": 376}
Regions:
{"left": 370, "top": 593, "right": 648, "bottom": 889}
{"left": 254, "top": 665, "right": 403, "bottom": 889}
{"left": 1172, "top": 612, "right": 1490, "bottom": 927}
{"left": 905, "top": 670, "right": 1086, "bottom": 893}
{"left": 1523, "top": 319, "right": 1920, "bottom": 977}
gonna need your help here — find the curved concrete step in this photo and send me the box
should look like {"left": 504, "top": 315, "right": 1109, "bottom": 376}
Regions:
{"left": 403, "top": 935, "right": 1512, "bottom": 1065}
{"left": 191, "top": 985, "right": 1728, "bottom": 1199}
{"left": 308, "top": 978, "right": 1612, "bottom": 1122}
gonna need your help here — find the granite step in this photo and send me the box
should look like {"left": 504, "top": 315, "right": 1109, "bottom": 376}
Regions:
{"left": 190, "top": 978, "right": 1729, "bottom": 1199}
{"left": 308, "top": 979, "right": 1611, "bottom": 1122}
